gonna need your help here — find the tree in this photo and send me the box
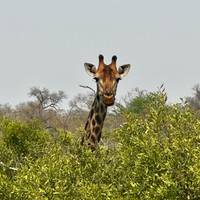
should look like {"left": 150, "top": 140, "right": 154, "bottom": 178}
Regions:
{"left": 116, "top": 85, "right": 167, "bottom": 116}
{"left": 0, "top": 104, "right": 13, "bottom": 118}
{"left": 29, "top": 87, "right": 66, "bottom": 111}
{"left": 15, "top": 87, "right": 66, "bottom": 129}
{"left": 186, "top": 84, "right": 200, "bottom": 112}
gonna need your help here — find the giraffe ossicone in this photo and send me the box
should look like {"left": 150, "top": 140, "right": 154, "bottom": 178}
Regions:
{"left": 81, "top": 55, "right": 131, "bottom": 151}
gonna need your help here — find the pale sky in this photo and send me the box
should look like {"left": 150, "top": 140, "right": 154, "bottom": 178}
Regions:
{"left": 0, "top": 0, "right": 200, "bottom": 107}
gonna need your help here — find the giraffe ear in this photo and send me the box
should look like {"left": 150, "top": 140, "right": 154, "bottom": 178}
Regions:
{"left": 84, "top": 63, "right": 96, "bottom": 77}
{"left": 118, "top": 64, "right": 131, "bottom": 78}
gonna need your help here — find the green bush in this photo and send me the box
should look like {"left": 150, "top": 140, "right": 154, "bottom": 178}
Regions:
{"left": 0, "top": 119, "right": 50, "bottom": 159}
{"left": 119, "top": 88, "right": 167, "bottom": 116}
{"left": 0, "top": 91, "right": 200, "bottom": 200}
{"left": 116, "top": 101, "right": 200, "bottom": 199}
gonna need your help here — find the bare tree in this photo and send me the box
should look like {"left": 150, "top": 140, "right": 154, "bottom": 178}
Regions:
{"left": 29, "top": 87, "right": 66, "bottom": 110}
{"left": 186, "top": 84, "right": 200, "bottom": 111}
{"left": 0, "top": 104, "right": 13, "bottom": 118}
{"left": 69, "top": 93, "right": 94, "bottom": 112}
{"left": 15, "top": 87, "right": 67, "bottom": 129}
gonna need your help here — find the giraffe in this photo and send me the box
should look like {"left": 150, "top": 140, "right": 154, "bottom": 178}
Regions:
{"left": 81, "top": 54, "right": 131, "bottom": 151}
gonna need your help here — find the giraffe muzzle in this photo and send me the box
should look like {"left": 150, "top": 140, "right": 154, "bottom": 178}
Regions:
{"left": 102, "top": 94, "right": 115, "bottom": 106}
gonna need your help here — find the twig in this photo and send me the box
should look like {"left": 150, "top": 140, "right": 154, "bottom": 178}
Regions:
{"left": 0, "top": 161, "right": 18, "bottom": 171}
{"left": 79, "top": 85, "right": 95, "bottom": 94}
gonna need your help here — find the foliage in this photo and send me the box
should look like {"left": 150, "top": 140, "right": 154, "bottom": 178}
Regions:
{"left": 116, "top": 102, "right": 200, "bottom": 199}
{"left": 118, "top": 86, "right": 167, "bottom": 116}
{"left": 0, "top": 90, "right": 200, "bottom": 199}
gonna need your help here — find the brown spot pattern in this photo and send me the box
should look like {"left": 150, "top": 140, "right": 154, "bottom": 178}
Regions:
{"left": 95, "top": 115, "right": 102, "bottom": 124}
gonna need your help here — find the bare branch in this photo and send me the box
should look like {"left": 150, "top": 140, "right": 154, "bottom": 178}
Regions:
{"left": 79, "top": 85, "right": 95, "bottom": 94}
{"left": 0, "top": 161, "right": 18, "bottom": 171}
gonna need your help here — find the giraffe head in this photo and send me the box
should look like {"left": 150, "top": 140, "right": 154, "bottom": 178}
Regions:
{"left": 84, "top": 55, "right": 130, "bottom": 106}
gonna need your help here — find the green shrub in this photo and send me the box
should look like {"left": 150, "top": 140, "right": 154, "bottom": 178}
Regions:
{"left": 0, "top": 118, "right": 51, "bottom": 159}
{"left": 120, "top": 89, "right": 167, "bottom": 116}
{"left": 0, "top": 91, "right": 200, "bottom": 200}
{"left": 116, "top": 101, "right": 200, "bottom": 199}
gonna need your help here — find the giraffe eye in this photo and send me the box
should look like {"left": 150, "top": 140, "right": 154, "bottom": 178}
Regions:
{"left": 116, "top": 77, "right": 121, "bottom": 82}
{"left": 94, "top": 77, "right": 99, "bottom": 82}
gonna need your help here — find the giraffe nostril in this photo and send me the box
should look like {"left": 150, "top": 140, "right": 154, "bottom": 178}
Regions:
{"left": 104, "top": 91, "right": 113, "bottom": 98}
{"left": 104, "top": 88, "right": 111, "bottom": 94}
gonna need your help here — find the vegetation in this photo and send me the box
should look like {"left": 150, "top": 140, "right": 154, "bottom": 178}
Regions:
{"left": 0, "top": 86, "right": 200, "bottom": 199}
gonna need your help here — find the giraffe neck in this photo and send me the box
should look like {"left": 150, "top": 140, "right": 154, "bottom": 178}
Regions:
{"left": 83, "top": 94, "right": 107, "bottom": 150}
